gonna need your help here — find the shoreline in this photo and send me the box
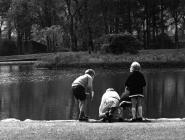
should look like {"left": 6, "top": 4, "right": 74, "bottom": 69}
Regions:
{"left": 1, "top": 117, "right": 185, "bottom": 123}
{"left": 35, "top": 61, "right": 185, "bottom": 70}
{"left": 0, "top": 49, "right": 185, "bottom": 69}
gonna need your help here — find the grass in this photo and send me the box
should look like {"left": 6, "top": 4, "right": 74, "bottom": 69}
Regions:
{"left": 33, "top": 48, "right": 185, "bottom": 68}
{"left": 1, "top": 49, "right": 185, "bottom": 68}
{"left": 0, "top": 119, "right": 185, "bottom": 140}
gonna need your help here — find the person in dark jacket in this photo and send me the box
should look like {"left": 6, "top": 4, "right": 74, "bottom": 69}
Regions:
{"left": 125, "top": 61, "right": 146, "bottom": 121}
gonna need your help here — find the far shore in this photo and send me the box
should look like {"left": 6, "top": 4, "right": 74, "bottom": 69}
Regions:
{"left": 1, "top": 49, "right": 185, "bottom": 69}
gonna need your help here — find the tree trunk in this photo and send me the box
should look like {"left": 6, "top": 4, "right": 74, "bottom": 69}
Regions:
{"left": 146, "top": 17, "right": 150, "bottom": 49}
{"left": 127, "top": 0, "right": 132, "bottom": 33}
{"left": 65, "top": 0, "right": 77, "bottom": 51}
{"left": 114, "top": 0, "right": 119, "bottom": 33}
{"left": 152, "top": 11, "right": 156, "bottom": 42}
{"left": 0, "top": 28, "right": 1, "bottom": 40}
{"left": 101, "top": 0, "right": 109, "bottom": 34}
{"left": 160, "top": 0, "right": 165, "bottom": 34}
{"left": 70, "top": 17, "right": 77, "bottom": 51}
{"left": 144, "top": 0, "right": 150, "bottom": 49}
{"left": 83, "top": 0, "right": 93, "bottom": 54}
{"left": 0, "top": 21, "right": 2, "bottom": 39}
{"left": 174, "top": 12, "right": 179, "bottom": 48}
{"left": 17, "top": 31, "right": 22, "bottom": 54}
{"left": 7, "top": 20, "right": 11, "bottom": 40}
{"left": 88, "top": 24, "right": 94, "bottom": 53}
{"left": 115, "top": 17, "right": 119, "bottom": 33}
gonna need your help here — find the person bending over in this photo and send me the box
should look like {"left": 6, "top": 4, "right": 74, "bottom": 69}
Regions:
{"left": 72, "top": 69, "right": 95, "bottom": 121}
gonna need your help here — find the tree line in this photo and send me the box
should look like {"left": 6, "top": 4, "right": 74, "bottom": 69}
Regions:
{"left": 0, "top": 0, "right": 185, "bottom": 54}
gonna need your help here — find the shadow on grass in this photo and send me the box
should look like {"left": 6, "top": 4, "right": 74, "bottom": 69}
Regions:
{"left": 86, "top": 118, "right": 152, "bottom": 123}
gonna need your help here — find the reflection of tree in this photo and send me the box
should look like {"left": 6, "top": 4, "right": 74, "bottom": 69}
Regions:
{"left": 177, "top": 75, "right": 185, "bottom": 105}
{"left": 0, "top": 85, "right": 10, "bottom": 119}
{"left": 144, "top": 72, "right": 163, "bottom": 118}
{"left": 0, "top": 65, "right": 20, "bottom": 120}
{"left": 163, "top": 74, "right": 177, "bottom": 117}
{"left": 176, "top": 74, "right": 185, "bottom": 117}
{"left": 145, "top": 71, "right": 180, "bottom": 118}
{"left": 154, "top": 73, "right": 163, "bottom": 118}
{"left": 164, "top": 75, "right": 175, "bottom": 104}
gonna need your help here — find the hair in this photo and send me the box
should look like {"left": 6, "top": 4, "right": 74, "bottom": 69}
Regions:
{"left": 85, "top": 69, "right": 95, "bottom": 77}
{"left": 106, "top": 88, "right": 114, "bottom": 92}
{"left": 130, "top": 61, "right": 141, "bottom": 72}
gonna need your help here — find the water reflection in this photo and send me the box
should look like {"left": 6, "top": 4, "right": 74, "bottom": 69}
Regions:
{"left": 0, "top": 65, "right": 185, "bottom": 120}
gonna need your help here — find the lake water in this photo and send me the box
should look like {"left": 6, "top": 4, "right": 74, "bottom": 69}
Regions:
{"left": 0, "top": 65, "right": 185, "bottom": 120}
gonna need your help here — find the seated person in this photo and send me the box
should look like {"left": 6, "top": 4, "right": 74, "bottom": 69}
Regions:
{"left": 99, "top": 88, "right": 122, "bottom": 122}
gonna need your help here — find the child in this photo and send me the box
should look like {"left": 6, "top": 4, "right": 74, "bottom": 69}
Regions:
{"left": 125, "top": 61, "right": 146, "bottom": 121}
{"left": 72, "top": 69, "right": 95, "bottom": 121}
{"left": 99, "top": 88, "right": 121, "bottom": 122}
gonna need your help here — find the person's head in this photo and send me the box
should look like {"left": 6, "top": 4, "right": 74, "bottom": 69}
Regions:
{"left": 85, "top": 69, "right": 95, "bottom": 78}
{"left": 109, "top": 107, "right": 122, "bottom": 121}
{"left": 106, "top": 88, "right": 114, "bottom": 92}
{"left": 130, "top": 61, "right": 141, "bottom": 72}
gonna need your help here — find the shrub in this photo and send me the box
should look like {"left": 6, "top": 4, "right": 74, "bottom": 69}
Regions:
{"left": 151, "top": 33, "right": 174, "bottom": 49}
{"left": 94, "top": 33, "right": 142, "bottom": 54}
{"left": 100, "top": 44, "right": 110, "bottom": 54}
{"left": 0, "top": 39, "right": 17, "bottom": 56}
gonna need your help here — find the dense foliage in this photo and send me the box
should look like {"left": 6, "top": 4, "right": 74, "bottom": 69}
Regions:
{"left": 0, "top": 39, "right": 17, "bottom": 55}
{"left": 0, "top": 0, "right": 185, "bottom": 55}
{"left": 94, "top": 33, "right": 142, "bottom": 54}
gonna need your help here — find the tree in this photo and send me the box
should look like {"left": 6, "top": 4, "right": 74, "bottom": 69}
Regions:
{"left": 0, "top": 0, "right": 11, "bottom": 39}
{"left": 8, "top": 0, "right": 37, "bottom": 54}
{"left": 167, "top": 0, "right": 185, "bottom": 48}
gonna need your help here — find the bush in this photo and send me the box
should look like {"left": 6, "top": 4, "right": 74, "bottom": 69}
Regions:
{"left": 0, "top": 39, "right": 17, "bottom": 56}
{"left": 151, "top": 33, "right": 174, "bottom": 49}
{"left": 94, "top": 33, "right": 142, "bottom": 54}
{"left": 100, "top": 44, "right": 110, "bottom": 54}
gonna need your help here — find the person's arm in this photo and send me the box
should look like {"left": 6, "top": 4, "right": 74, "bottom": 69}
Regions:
{"left": 142, "top": 75, "right": 146, "bottom": 87}
{"left": 87, "top": 76, "right": 94, "bottom": 100}
{"left": 121, "top": 86, "right": 130, "bottom": 98}
{"left": 99, "top": 98, "right": 104, "bottom": 117}
{"left": 99, "top": 96, "right": 109, "bottom": 118}
{"left": 120, "top": 86, "right": 130, "bottom": 103}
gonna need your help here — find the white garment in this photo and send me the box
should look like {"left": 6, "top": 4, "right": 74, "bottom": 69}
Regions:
{"left": 99, "top": 90, "right": 120, "bottom": 117}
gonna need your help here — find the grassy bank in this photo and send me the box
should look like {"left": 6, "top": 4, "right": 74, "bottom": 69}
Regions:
{"left": 0, "top": 49, "right": 185, "bottom": 69}
{"left": 0, "top": 119, "right": 185, "bottom": 140}
{"left": 35, "top": 49, "right": 185, "bottom": 69}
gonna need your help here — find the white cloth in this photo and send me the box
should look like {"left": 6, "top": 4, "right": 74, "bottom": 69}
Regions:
{"left": 99, "top": 90, "right": 120, "bottom": 117}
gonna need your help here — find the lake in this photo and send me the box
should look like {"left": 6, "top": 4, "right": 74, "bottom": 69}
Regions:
{"left": 0, "top": 65, "right": 185, "bottom": 120}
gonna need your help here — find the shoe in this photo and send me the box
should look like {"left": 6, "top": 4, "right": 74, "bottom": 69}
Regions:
{"left": 83, "top": 115, "right": 89, "bottom": 119}
{"left": 79, "top": 116, "right": 88, "bottom": 122}
{"left": 136, "top": 118, "right": 143, "bottom": 122}
{"left": 130, "top": 118, "right": 137, "bottom": 122}
{"left": 78, "top": 111, "right": 89, "bottom": 121}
